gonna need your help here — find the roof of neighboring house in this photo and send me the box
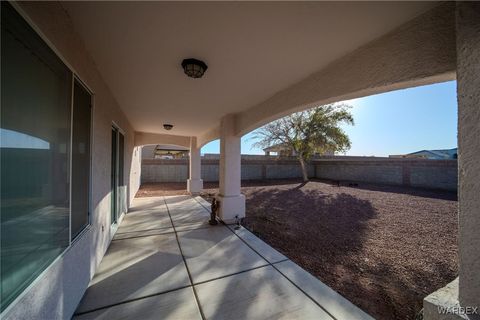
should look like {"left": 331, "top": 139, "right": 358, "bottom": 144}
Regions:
{"left": 263, "top": 143, "right": 291, "bottom": 152}
{"left": 408, "top": 148, "right": 457, "bottom": 158}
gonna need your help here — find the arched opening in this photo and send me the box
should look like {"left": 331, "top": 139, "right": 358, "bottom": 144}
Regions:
{"left": 232, "top": 80, "right": 458, "bottom": 320}
{"left": 135, "top": 143, "right": 191, "bottom": 197}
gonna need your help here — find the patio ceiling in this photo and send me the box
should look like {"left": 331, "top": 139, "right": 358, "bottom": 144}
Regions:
{"left": 62, "top": 2, "right": 437, "bottom": 137}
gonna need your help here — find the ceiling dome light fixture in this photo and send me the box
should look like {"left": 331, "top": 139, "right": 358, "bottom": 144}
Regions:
{"left": 181, "top": 58, "right": 208, "bottom": 79}
{"left": 163, "top": 124, "right": 173, "bottom": 131}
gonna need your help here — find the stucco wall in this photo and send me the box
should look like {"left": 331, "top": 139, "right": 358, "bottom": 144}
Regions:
{"left": 456, "top": 1, "right": 480, "bottom": 309}
{"left": 134, "top": 131, "right": 190, "bottom": 148}
{"left": 234, "top": 2, "right": 456, "bottom": 137}
{"left": 194, "top": 3, "right": 456, "bottom": 151}
{"left": 129, "top": 146, "right": 142, "bottom": 201}
{"left": 3, "top": 3, "right": 140, "bottom": 320}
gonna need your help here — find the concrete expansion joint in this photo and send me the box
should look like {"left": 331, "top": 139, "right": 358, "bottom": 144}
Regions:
{"left": 222, "top": 220, "right": 337, "bottom": 319}
{"left": 162, "top": 197, "right": 207, "bottom": 320}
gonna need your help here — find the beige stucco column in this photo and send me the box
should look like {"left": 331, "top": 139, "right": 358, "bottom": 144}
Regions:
{"left": 216, "top": 114, "right": 245, "bottom": 223}
{"left": 187, "top": 137, "right": 203, "bottom": 194}
{"left": 456, "top": 1, "right": 480, "bottom": 311}
{"left": 424, "top": 3, "right": 480, "bottom": 319}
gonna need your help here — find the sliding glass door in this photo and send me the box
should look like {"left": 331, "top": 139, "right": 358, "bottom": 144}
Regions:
{"left": 111, "top": 127, "right": 125, "bottom": 225}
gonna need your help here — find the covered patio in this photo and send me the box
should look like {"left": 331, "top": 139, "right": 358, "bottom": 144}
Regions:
{"left": 73, "top": 195, "right": 372, "bottom": 320}
{"left": 1, "top": 2, "right": 479, "bottom": 320}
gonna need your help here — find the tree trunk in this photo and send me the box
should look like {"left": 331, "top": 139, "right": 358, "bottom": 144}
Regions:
{"left": 298, "top": 156, "right": 309, "bottom": 182}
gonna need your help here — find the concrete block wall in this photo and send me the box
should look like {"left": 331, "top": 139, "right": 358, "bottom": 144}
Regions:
{"left": 409, "top": 165, "right": 458, "bottom": 190}
{"left": 202, "top": 164, "right": 220, "bottom": 182}
{"left": 142, "top": 157, "right": 457, "bottom": 191}
{"left": 314, "top": 163, "right": 403, "bottom": 185}
{"left": 142, "top": 157, "right": 315, "bottom": 183}
{"left": 314, "top": 159, "right": 458, "bottom": 191}
{"left": 142, "top": 162, "right": 188, "bottom": 183}
{"left": 241, "top": 164, "right": 263, "bottom": 180}
{"left": 266, "top": 163, "right": 314, "bottom": 179}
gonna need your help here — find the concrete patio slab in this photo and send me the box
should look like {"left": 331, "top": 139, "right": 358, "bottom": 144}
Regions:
{"left": 169, "top": 211, "right": 211, "bottom": 228}
{"left": 74, "top": 287, "right": 202, "bottom": 320}
{"left": 164, "top": 195, "right": 193, "bottom": 204}
{"left": 74, "top": 195, "right": 373, "bottom": 319}
{"left": 113, "top": 227, "right": 174, "bottom": 240}
{"left": 166, "top": 196, "right": 207, "bottom": 210}
{"left": 194, "top": 195, "right": 213, "bottom": 210}
{"left": 166, "top": 197, "right": 211, "bottom": 227}
{"left": 75, "top": 233, "right": 190, "bottom": 313}
{"left": 116, "top": 208, "right": 172, "bottom": 233}
{"left": 227, "top": 225, "right": 287, "bottom": 264}
{"left": 177, "top": 227, "right": 268, "bottom": 284}
{"left": 275, "top": 260, "right": 374, "bottom": 320}
{"left": 194, "top": 265, "right": 334, "bottom": 320}
{"left": 174, "top": 221, "right": 213, "bottom": 232}
{"left": 128, "top": 197, "right": 167, "bottom": 212}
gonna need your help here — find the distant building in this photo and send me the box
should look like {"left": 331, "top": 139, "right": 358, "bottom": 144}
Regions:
{"left": 263, "top": 143, "right": 296, "bottom": 157}
{"left": 389, "top": 148, "right": 457, "bottom": 160}
{"left": 263, "top": 143, "right": 334, "bottom": 157}
{"left": 142, "top": 145, "right": 189, "bottom": 159}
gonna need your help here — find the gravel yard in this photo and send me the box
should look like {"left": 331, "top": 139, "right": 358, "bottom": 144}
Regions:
{"left": 136, "top": 179, "right": 458, "bottom": 320}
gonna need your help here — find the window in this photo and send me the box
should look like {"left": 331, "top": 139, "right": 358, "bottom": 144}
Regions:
{"left": 0, "top": 3, "right": 92, "bottom": 311}
{"left": 1, "top": 2, "right": 71, "bottom": 309}
{"left": 71, "top": 80, "right": 92, "bottom": 238}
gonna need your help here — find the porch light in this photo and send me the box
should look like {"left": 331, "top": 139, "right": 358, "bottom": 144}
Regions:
{"left": 163, "top": 124, "right": 173, "bottom": 130}
{"left": 181, "top": 58, "right": 208, "bottom": 79}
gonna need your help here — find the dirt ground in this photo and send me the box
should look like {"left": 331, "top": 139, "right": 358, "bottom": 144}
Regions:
{"left": 137, "top": 179, "right": 458, "bottom": 320}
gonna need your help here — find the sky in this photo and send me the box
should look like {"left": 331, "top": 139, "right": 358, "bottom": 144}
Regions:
{"left": 201, "top": 80, "right": 457, "bottom": 157}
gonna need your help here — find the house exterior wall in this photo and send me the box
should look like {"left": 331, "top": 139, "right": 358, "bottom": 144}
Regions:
{"left": 141, "top": 145, "right": 156, "bottom": 159}
{"left": 2, "top": 2, "right": 140, "bottom": 320}
{"left": 424, "top": 4, "right": 480, "bottom": 318}
{"left": 2, "top": 2, "right": 471, "bottom": 319}
{"left": 134, "top": 131, "right": 190, "bottom": 148}
{"left": 456, "top": 1, "right": 480, "bottom": 309}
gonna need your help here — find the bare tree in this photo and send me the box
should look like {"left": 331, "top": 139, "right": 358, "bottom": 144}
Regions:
{"left": 253, "top": 103, "right": 354, "bottom": 182}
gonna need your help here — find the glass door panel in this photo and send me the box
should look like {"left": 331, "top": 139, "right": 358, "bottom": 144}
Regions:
{"left": 111, "top": 127, "right": 117, "bottom": 225}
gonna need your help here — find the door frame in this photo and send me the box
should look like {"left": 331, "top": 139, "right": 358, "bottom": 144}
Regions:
{"left": 110, "top": 123, "right": 126, "bottom": 230}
